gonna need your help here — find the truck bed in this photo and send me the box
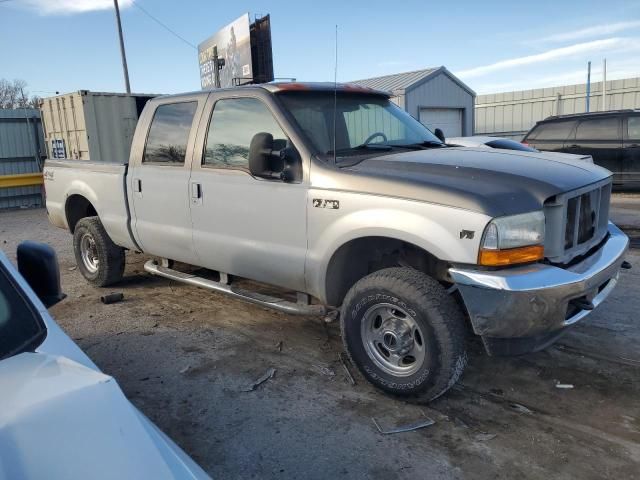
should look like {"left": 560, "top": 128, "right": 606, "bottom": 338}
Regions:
{"left": 43, "top": 159, "right": 137, "bottom": 250}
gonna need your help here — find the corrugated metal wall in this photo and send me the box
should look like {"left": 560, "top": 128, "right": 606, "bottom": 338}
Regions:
{"left": 475, "top": 76, "right": 640, "bottom": 140}
{"left": 405, "top": 73, "right": 475, "bottom": 136}
{"left": 0, "top": 109, "right": 45, "bottom": 209}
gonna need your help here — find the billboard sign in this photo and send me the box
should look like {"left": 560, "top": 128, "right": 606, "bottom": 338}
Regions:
{"left": 198, "top": 13, "right": 253, "bottom": 89}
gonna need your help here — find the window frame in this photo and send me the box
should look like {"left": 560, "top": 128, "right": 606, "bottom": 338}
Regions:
{"left": 142, "top": 100, "right": 199, "bottom": 167}
{"left": 200, "top": 95, "right": 292, "bottom": 174}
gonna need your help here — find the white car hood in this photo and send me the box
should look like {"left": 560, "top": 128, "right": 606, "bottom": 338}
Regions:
{"left": 0, "top": 352, "right": 209, "bottom": 480}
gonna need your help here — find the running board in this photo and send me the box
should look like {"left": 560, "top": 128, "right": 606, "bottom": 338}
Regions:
{"left": 144, "top": 260, "right": 327, "bottom": 316}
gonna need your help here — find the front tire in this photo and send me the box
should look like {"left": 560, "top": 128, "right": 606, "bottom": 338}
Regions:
{"left": 340, "top": 267, "right": 467, "bottom": 402}
{"left": 73, "top": 216, "right": 125, "bottom": 287}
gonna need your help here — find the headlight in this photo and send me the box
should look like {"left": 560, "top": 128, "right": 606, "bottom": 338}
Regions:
{"left": 479, "top": 211, "right": 545, "bottom": 266}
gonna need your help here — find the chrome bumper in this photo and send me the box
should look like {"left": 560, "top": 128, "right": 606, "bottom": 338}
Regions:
{"left": 449, "top": 222, "right": 629, "bottom": 339}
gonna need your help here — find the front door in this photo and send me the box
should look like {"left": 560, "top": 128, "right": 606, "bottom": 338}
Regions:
{"left": 129, "top": 98, "right": 203, "bottom": 264}
{"left": 189, "top": 94, "right": 307, "bottom": 291}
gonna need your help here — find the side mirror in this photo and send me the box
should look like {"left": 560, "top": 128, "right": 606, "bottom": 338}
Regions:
{"left": 249, "top": 132, "right": 275, "bottom": 178}
{"left": 17, "top": 241, "right": 66, "bottom": 308}
{"left": 249, "top": 132, "right": 302, "bottom": 182}
{"left": 434, "top": 128, "right": 446, "bottom": 143}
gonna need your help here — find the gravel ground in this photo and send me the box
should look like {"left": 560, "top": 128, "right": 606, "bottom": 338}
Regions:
{"left": 1, "top": 205, "right": 639, "bottom": 480}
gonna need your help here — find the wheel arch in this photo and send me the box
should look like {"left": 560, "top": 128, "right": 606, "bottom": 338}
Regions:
{"left": 324, "top": 236, "right": 451, "bottom": 307}
{"left": 65, "top": 194, "right": 98, "bottom": 233}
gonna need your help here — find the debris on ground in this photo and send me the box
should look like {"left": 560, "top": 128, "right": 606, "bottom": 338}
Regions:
{"left": 510, "top": 403, "right": 533, "bottom": 414}
{"left": 339, "top": 353, "right": 356, "bottom": 386}
{"left": 474, "top": 433, "right": 497, "bottom": 442}
{"left": 372, "top": 414, "right": 435, "bottom": 435}
{"left": 68, "top": 266, "right": 76, "bottom": 271}
{"left": 276, "top": 340, "right": 283, "bottom": 352}
{"left": 312, "top": 364, "right": 336, "bottom": 377}
{"left": 241, "top": 367, "right": 276, "bottom": 392}
{"left": 555, "top": 383, "right": 574, "bottom": 389}
{"left": 179, "top": 365, "right": 191, "bottom": 374}
{"left": 100, "top": 292, "right": 124, "bottom": 304}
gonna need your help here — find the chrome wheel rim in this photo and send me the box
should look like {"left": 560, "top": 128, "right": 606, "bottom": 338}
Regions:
{"left": 361, "top": 303, "right": 426, "bottom": 377}
{"left": 80, "top": 232, "right": 99, "bottom": 274}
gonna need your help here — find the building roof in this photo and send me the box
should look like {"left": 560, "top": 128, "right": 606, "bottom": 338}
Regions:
{"left": 351, "top": 68, "right": 439, "bottom": 93}
{"left": 352, "top": 66, "right": 476, "bottom": 97}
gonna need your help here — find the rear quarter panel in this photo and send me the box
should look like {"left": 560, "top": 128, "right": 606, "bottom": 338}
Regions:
{"left": 43, "top": 160, "right": 136, "bottom": 250}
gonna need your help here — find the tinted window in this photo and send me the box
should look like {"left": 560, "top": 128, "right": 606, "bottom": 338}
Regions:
{"left": 144, "top": 102, "right": 197, "bottom": 164}
{"left": 486, "top": 139, "right": 538, "bottom": 152}
{"left": 575, "top": 117, "right": 619, "bottom": 141}
{"left": 278, "top": 92, "right": 442, "bottom": 159}
{"left": 628, "top": 116, "right": 640, "bottom": 139}
{"left": 204, "top": 98, "right": 286, "bottom": 168}
{"left": 529, "top": 120, "right": 576, "bottom": 140}
{"left": 0, "top": 265, "right": 46, "bottom": 361}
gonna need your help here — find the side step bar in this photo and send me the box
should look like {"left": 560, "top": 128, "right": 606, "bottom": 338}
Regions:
{"left": 144, "top": 260, "right": 327, "bottom": 316}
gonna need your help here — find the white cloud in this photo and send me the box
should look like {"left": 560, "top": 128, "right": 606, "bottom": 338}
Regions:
{"left": 540, "top": 20, "right": 640, "bottom": 43}
{"left": 18, "top": 0, "right": 132, "bottom": 15}
{"left": 457, "top": 38, "right": 635, "bottom": 79}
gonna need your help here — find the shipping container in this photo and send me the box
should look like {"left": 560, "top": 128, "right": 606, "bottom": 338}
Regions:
{"left": 39, "top": 91, "right": 156, "bottom": 162}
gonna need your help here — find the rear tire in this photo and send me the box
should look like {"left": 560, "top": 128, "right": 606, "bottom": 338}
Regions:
{"left": 340, "top": 267, "right": 467, "bottom": 402}
{"left": 73, "top": 216, "right": 125, "bottom": 287}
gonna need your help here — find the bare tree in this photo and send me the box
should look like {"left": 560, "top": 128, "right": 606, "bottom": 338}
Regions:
{"left": 0, "top": 79, "right": 42, "bottom": 109}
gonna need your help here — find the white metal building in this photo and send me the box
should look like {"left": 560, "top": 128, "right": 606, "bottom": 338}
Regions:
{"left": 475, "top": 76, "right": 640, "bottom": 140}
{"left": 352, "top": 67, "right": 476, "bottom": 137}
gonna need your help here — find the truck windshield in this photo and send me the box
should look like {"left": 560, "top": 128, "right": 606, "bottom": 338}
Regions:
{"left": 277, "top": 91, "right": 444, "bottom": 163}
{"left": 0, "top": 263, "right": 46, "bottom": 361}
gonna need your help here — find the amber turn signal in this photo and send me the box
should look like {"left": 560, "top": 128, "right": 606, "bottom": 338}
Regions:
{"left": 478, "top": 245, "right": 544, "bottom": 266}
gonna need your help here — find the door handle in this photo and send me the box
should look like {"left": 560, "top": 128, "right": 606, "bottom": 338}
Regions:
{"left": 191, "top": 182, "right": 202, "bottom": 199}
{"left": 133, "top": 178, "right": 142, "bottom": 193}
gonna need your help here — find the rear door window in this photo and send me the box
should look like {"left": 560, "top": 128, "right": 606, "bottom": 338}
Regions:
{"left": 627, "top": 116, "right": 640, "bottom": 140}
{"left": 143, "top": 102, "right": 198, "bottom": 164}
{"left": 575, "top": 117, "right": 620, "bottom": 141}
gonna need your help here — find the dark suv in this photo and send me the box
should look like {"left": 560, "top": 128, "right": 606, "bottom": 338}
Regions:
{"left": 523, "top": 110, "right": 640, "bottom": 189}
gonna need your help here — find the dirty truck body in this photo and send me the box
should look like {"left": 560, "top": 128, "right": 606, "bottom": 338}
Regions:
{"left": 44, "top": 83, "right": 629, "bottom": 401}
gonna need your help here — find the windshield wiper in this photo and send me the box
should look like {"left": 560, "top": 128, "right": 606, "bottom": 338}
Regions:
{"left": 392, "top": 140, "right": 445, "bottom": 150}
{"left": 326, "top": 143, "right": 393, "bottom": 155}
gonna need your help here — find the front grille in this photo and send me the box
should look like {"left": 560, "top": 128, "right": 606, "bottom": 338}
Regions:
{"left": 544, "top": 178, "right": 611, "bottom": 264}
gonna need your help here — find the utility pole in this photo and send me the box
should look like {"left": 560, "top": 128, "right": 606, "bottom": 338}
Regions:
{"left": 586, "top": 61, "right": 591, "bottom": 113}
{"left": 602, "top": 58, "right": 607, "bottom": 112}
{"left": 113, "top": 0, "right": 131, "bottom": 94}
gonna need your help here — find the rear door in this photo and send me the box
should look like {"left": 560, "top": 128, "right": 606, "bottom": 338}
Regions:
{"left": 188, "top": 92, "right": 308, "bottom": 291}
{"left": 566, "top": 116, "right": 623, "bottom": 182}
{"left": 526, "top": 119, "right": 576, "bottom": 152}
{"left": 128, "top": 96, "right": 205, "bottom": 264}
{"left": 623, "top": 114, "right": 640, "bottom": 188}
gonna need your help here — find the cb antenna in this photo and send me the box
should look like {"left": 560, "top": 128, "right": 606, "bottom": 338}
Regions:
{"left": 332, "top": 24, "right": 338, "bottom": 166}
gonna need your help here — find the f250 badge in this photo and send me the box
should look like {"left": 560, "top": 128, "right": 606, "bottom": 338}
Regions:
{"left": 313, "top": 198, "right": 340, "bottom": 209}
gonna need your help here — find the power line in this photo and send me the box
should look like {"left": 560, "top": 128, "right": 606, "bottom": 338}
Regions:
{"left": 130, "top": 0, "right": 197, "bottom": 50}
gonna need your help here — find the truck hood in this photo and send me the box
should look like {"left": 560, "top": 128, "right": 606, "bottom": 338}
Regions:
{"left": 335, "top": 147, "right": 611, "bottom": 216}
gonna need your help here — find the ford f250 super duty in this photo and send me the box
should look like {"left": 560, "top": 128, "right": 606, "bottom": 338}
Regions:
{"left": 44, "top": 83, "right": 630, "bottom": 401}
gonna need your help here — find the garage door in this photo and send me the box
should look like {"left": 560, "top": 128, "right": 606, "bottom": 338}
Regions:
{"left": 419, "top": 108, "right": 463, "bottom": 138}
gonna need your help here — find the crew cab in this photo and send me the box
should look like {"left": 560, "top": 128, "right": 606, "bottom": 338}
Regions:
{"left": 43, "top": 83, "right": 630, "bottom": 401}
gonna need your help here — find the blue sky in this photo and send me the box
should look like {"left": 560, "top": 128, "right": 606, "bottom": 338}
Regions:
{"left": 1, "top": 0, "right": 639, "bottom": 97}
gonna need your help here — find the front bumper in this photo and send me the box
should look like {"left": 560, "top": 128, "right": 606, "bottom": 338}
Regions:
{"left": 450, "top": 222, "right": 629, "bottom": 349}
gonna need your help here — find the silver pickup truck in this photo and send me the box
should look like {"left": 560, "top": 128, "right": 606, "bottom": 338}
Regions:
{"left": 44, "top": 83, "right": 630, "bottom": 401}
